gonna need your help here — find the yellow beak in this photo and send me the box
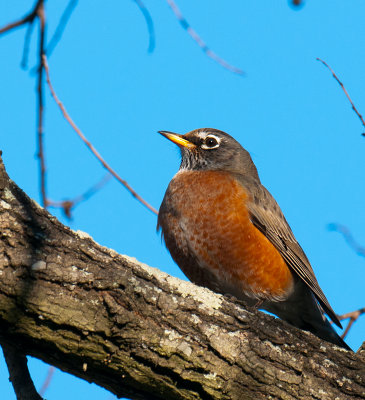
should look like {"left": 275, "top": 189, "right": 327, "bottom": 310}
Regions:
{"left": 158, "top": 131, "right": 196, "bottom": 149}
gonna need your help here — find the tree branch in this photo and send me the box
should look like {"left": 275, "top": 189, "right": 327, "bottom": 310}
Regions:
{"left": 46, "top": 0, "right": 78, "bottom": 57}
{"left": 338, "top": 308, "right": 365, "bottom": 340}
{"left": 47, "top": 173, "right": 112, "bottom": 220}
{"left": 316, "top": 58, "right": 365, "bottom": 134}
{"left": 0, "top": 0, "right": 43, "bottom": 36}
{"left": 2, "top": 343, "right": 43, "bottom": 400}
{"left": 36, "top": 1, "right": 47, "bottom": 209}
{"left": 43, "top": 55, "right": 158, "bottom": 216}
{"left": 38, "top": 366, "right": 55, "bottom": 397}
{"left": 166, "top": 0, "right": 244, "bottom": 75}
{"left": 328, "top": 223, "right": 365, "bottom": 258}
{"left": 133, "top": 0, "right": 155, "bottom": 53}
{"left": 0, "top": 153, "right": 364, "bottom": 400}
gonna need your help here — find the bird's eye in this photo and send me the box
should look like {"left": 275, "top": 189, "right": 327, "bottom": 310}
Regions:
{"left": 202, "top": 136, "right": 219, "bottom": 149}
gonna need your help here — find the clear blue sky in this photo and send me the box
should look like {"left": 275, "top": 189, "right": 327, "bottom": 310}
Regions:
{"left": 1, "top": 1, "right": 365, "bottom": 399}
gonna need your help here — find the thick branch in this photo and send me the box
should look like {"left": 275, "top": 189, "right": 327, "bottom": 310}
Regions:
{"left": 2, "top": 344, "right": 43, "bottom": 400}
{"left": 0, "top": 153, "right": 364, "bottom": 400}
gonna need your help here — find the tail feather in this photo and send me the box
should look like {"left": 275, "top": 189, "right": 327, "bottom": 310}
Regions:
{"left": 304, "top": 315, "right": 352, "bottom": 351}
{"left": 264, "top": 282, "right": 352, "bottom": 351}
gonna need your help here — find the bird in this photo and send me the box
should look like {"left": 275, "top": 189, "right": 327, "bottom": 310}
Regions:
{"left": 157, "top": 128, "right": 351, "bottom": 351}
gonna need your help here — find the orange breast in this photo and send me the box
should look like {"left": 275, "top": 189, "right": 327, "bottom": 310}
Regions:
{"left": 165, "top": 170, "right": 294, "bottom": 301}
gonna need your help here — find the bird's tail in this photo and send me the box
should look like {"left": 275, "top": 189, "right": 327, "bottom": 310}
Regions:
{"left": 265, "top": 284, "right": 352, "bottom": 351}
{"left": 307, "top": 314, "right": 351, "bottom": 351}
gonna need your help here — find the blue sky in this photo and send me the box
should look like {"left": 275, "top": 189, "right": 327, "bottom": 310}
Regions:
{"left": 1, "top": 1, "right": 365, "bottom": 398}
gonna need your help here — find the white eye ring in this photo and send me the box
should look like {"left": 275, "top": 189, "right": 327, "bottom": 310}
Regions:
{"left": 201, "top": 135, "right": 221, "bottom": 150}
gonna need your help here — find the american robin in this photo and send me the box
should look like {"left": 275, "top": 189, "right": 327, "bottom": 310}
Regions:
{"left": 157, "top": 128, "right": 351, "bottom": 351}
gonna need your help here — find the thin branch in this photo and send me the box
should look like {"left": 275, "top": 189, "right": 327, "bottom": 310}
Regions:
{"left": 43, "top": 55, "right": 158, "bottom": 215}
{"left": 0, "top": 15, "right": 32, "bottom": 35}
{"left": 21, "top": 19, "right": 36, "bottom": 69}
{"left": 2, "top": 344, "right": 43, "bottom": 400}
{"left": 39, "top": 366, "right": 55, "bottom": 397}
{"left": 0, "top": 0, "right": 44, "bottom": 70}
{"left": 337, "top": 308, "right": 365, "bottom": 339}
{"left": 166, "top": 0, "right": 243, "bottom": 75}
{"left": 133, "top": 0, "right": 155, "bottom": 53}
{"left": 46, "top": 0, "right": 78, "bottom": 57}
{"left": 328, "top": 223, "right": 365, "bottom": 338}
{"left": 36, "top": 1, "right": 47, "bottom": 208}
{"left": 27, "top": 0, "right": 77, "bottom": 75}
{"left": 47, "top": 173, "right": 112, "bottom": 219}
{"left": 316, "top": 58, "right": 365, "bottom": 134}
{"left": 0, "top": 0, "right": 42, "bottom": 36}
{"left": 328, "top": 223, "right": 365, "bottom": 258}
{"left": 0, "top": 1, "right": 50, "bottom": 209}
{"left": 291, "top": 0, "right": 304, "bottom": 6}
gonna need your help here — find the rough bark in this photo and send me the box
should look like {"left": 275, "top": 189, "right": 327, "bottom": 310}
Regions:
{"left": 0, "top": 152, "right": 364, "bottom": 400}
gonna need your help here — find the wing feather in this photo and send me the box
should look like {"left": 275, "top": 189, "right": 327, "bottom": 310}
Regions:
{"left": 245, "top": 182, "right": 341, "bottom": 327}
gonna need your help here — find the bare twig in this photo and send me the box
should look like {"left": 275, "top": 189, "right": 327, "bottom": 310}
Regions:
{"left": 317, "top": 58, "right": 365, "bottom": 134}
{"left": 1, "top": 1, "right": 80, "bottom": 210}
{"left": 36, "top": 1, "right": 47, "bottom": 208}
{"left": 21, "top": 19, "right": 36, "bottom": 69}
{"left": 133, "top": 0, "right": 155, "bottom": 53}
{"left": 2, "top": 344, "right": 43, "bottom": 400}
{"left": 166, "top": 0, "right": 243, "bottom": 75}
{"left": 0, "top": 0, "right": 42, "bottom": 36}
{"left": 1, "top": 1, "right": 155, "bottom": 215}
{"left": 39, "top": 366, "right": 55, "bottom": 396}
{"left": 43, "top": 55, "right": 158, "bottom": 215}
{"left": 328, "top": 223, "right": 365, "bottom": 258}
{"left": 337, "top": 308, "right": 365, "bottom": 339}
{"left": 46, "top": 0, "right": 78, "bottom": 57}
{"left": 28, "top": 0, "right": 78, "bottom": 75}
{"left": 0, "top": 0, "right": 44, "bottom": 70}
{"left": 48, "top": 174, "right": 112, "bottom": 219}
{"left": 327, "top": 223, "right": 365, "bottom": 338}
{"left": 0, "top": 15, "right": 32, "bottom": 36}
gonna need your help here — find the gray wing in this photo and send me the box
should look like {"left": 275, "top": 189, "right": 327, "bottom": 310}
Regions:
{"left": 245, "top": 182, "right": 341, "bottom": 328}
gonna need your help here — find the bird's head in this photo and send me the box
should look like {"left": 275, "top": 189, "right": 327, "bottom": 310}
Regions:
{"left": 159, "top": 128, "right": 260, "bottom": 180}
